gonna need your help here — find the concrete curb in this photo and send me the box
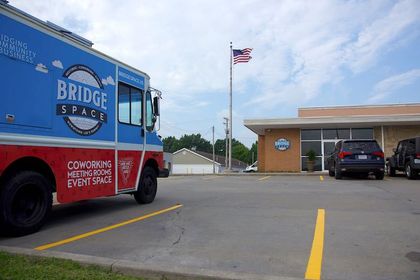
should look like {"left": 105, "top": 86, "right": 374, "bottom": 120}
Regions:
{"left": 0, "top": 245, "right": 301, "bottom": 280}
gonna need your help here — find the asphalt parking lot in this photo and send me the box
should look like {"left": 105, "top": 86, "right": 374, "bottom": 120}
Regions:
{"left": 1, "top": 174, "right": 420, "bottom": 280}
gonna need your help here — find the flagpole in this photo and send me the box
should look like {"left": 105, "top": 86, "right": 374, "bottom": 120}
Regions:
{"left": 229, "top": 42, "right": 233, "bottom": 171}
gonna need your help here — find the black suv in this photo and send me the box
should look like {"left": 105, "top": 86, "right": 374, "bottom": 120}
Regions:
{"left": 327, "top": 139, "right": 385, "bottom": 180}
{"left": 386, "top": 137, "right": 420, "bottom": 179}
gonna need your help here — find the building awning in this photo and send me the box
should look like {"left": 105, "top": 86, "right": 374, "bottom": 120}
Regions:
{"left": 244, "top": 114, "right": 420, "bottom": 135}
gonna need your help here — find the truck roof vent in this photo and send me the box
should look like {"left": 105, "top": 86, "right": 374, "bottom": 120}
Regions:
{"left": 46, "top": 21, "right": 93, "bottom": 47}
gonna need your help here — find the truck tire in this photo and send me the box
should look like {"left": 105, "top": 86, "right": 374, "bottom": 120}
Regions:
{"left": 334, "top": 164, "right": 342, "bottom": 180}
{"left": 0, "top": 171, "right": 52, "bottom": 236}
{"left": 328, "top": 164, "right": 335, "bottom": 177}
{"left": 405, "top": 163, "right": 417, "bottom": 180}
{"left": 134, "top": 166, "right": 157, "bottom": 204}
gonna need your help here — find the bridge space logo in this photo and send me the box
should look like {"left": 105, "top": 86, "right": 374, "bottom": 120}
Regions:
{"left": 274, "top": 138, "right": 290, "bottom": 151}
{"left": 54, "top": 64, "right": 113, "bottom": 136}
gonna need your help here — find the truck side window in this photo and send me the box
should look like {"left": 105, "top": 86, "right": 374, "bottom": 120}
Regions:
{"left": 131, "top": 88, "right": 142, "bottom": 125}
{"left": 118, "top": 83, "right": 143, "bottom": 126}
{"left": 146, "top": 91, "right": 153, "bottom": 131}
{"left": 118, "top": 84, "right": 130, "bottom": 123}
{"left": 407, "top": 140, "right": 415, "bottom": 153}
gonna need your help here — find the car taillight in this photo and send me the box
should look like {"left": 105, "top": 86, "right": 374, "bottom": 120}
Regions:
{"left": 416, "top": 153, "right": 420, "bottom": 159}
{"left": 338, "top": 151, "right": 352, "bottom": 159}
{"left": 372, "top": 151, "right": 384, "bottom": 158}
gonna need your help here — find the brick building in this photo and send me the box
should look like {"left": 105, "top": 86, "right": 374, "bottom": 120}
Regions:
{"left": 244, "top": 103, "right": 420, "bottom": 172}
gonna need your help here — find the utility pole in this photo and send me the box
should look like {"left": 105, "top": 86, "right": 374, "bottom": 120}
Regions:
{"left": 223, "top": 117, "right": 229, "bottom": 170}
{"left": 212, "top": 125, "right": 215, "bottom": 174}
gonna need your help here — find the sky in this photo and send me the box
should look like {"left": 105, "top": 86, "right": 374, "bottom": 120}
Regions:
{"left": 10, "top": 0, "right": 420, "bottom": 147}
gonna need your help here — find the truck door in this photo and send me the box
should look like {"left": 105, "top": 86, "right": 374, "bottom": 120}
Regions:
{"left": 117, "top": 83, "right": 144, "bottom": 192}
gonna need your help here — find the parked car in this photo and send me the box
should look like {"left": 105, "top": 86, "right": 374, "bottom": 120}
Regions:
{"left": 327, "top": 140, "right": 385, "bottom": 180}
{"left": 244, "top": 161, "right": 258, "bottom": 172}
{"left": 386, "top": 137, "right": 420, "bottom": 179}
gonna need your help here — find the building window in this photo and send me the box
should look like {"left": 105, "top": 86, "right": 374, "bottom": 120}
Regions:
{"left": 300, "top": 127, "right": 373, "bottom": 171}
{"left": 323, "top": 128, "right": 350, "bottom": 140}
{"left": 301, "top": 157, "right": 322, "bottom": 171}
{"left": 301, "top": 141, "right": 322, "bottom": 156}
{"left": 352, "top": 128, "right": 373, "bottom": 139}
{"left": 301, "top": 129, "right": 321, "bottom": 140}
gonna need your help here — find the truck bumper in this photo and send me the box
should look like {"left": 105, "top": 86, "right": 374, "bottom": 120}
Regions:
{"left": 158, "top": 168, "right": 169, "bottom": 178}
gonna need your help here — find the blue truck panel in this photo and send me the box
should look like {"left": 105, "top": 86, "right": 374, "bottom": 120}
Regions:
{"left": 0, "top": 13, "right": 116, "bottom": 141}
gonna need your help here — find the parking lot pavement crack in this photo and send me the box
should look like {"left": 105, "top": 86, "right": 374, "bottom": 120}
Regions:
{"left": 172, "top": 225, "right": 185, "bottom": 246}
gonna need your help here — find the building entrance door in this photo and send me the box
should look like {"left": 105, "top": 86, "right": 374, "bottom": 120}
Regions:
{"left": 323, "top": 140, "right": 339, "bottom": 170}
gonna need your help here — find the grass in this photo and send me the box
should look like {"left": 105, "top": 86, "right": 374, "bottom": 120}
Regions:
{"left": 0, "top": 251, "right": 145, "bottom": 280}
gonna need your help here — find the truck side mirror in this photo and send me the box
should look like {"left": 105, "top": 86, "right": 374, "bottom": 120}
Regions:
{"left": 153, "top": 96, "right": 160, "bottom": 116}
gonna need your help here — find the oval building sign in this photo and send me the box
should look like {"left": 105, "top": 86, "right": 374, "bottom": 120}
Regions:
{"left": 274, "top": 138, "right": 290, "bottom": 151}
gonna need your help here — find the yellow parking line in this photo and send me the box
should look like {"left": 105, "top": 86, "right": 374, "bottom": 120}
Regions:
{"left": 258, "top": 176, "right": 271, "bottom": 181}
{"left": 305, "top": 209, "right": 325, "bottom": 280}
{"left": 35, "top": 204, "right": 183, "bottom": 251}
{"left": 319, "top": 176, "right": 324, "bottom": 181}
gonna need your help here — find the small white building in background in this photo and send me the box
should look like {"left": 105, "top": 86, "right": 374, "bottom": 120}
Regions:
{"left": 172, "top": 148, "right": 222, "bottom": 174}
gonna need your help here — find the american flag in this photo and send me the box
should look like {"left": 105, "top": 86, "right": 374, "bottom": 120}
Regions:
{"left": 233, "top": 48, "right": 253, "bottom": 64}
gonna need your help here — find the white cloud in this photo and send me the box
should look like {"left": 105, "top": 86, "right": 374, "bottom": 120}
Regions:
{"left": 14, "top": 1, "right": 419, "bottom": 106}
{"left": 52, "top": 60, "right": 63, "bottom": 69}
{"left": 35, "top": 63, "right": 48, "bottom": 73}
{"left": 369, "top": 69, "right": 420, "bottom": 102}
{"left": 345, "top": 0, "right": 420, "bottom": 73}
{"left": 11, "top": 0, "right": 420, "bottom": 146}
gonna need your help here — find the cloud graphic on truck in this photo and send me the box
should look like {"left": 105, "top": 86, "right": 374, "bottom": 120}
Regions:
{"left": 101, "top": 75, "right": 115, "bottom": 86}
{"left": 56, "top": 64, "right": 108, "bottom": 136}
{"left": 52, "top": 59, "right": 64, "bottom": 69}
{"left": 35, "top": 63, "right": 48, "bottom": 73}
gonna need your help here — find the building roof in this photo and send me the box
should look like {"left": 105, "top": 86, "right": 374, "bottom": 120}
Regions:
{"left": 244, "top": 114, "right": 420, "bottom": 135}
{"left": 173, "top": 148, "right": 221, "bottom": 166}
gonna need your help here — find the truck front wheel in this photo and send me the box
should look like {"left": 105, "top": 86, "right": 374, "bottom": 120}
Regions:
{"left": 134, "top": 166, "right": 157, "bottom": 204}
{"left": 0, "top": 171, "right": 52, "bottom": 236}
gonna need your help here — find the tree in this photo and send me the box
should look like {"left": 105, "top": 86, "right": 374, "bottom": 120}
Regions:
{"left": 249, "top": 141, "right": 258, "bottom": 163}
{"left": 230, "top": 138, "right": 250, "bottom": 163}
{"left": 163, "top": 135, "right": 257, "bottom": 164}
{"left": 214, "top": 139, "right": 226, "bottom": 156}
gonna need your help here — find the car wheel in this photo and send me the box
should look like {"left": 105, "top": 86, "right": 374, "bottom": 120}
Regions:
{"left": 0, "top": 171, "right": 53, "bottom": 236}
{"left": 328, "top": 169, "right": 334, "bottom": 177}
{"left": 405, "top": 163, "right": 416, "bottom": 180}
{"left": 334, "top": 164, "right": 342, "bottom": 180}
{"left": 134, "top": 166, "right": 157, "bottom": 204}
{"left": 375, "top": 171, "right": 384, "bottom": 180}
